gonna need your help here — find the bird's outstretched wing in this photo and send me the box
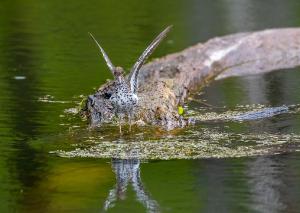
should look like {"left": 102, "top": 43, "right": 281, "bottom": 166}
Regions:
{"left": 128, "top": 26, "right": 172, "bottom": 94}
{"left": 89, "top": 33, "right": 116, "bottom": 77}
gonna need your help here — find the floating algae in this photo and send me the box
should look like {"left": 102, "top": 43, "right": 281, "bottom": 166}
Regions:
{"left": 53, "top": 103, "right": 300, "bottom": 160}
{"left": 54, "top": 128, "right": 300, "bottom": 160}
{"left": 191, "top": 104, "right": 300, "bottom": 122}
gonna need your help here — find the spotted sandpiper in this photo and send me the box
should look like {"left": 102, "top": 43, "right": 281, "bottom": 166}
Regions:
{"left": 89, "top": 26, "right": 172, "bottom": 133}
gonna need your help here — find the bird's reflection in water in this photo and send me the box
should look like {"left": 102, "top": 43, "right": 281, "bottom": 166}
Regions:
{"left": 103, "top": 156, "right": 160, "bottom": 213}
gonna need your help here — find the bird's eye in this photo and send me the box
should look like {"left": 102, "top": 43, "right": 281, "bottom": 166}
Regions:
{"left": 104, "top": 93, "right": 112, "bottom": 99}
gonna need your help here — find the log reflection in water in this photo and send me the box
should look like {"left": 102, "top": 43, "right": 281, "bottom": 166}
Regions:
{"left": 247, "top": 157, "right": 286, "bottom": 213}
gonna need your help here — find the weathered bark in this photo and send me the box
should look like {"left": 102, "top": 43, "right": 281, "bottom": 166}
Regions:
{"left": 85, "top": 28, "right": 300, "bottom": 130}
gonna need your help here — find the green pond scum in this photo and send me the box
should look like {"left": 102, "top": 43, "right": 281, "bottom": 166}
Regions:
{"left": 53, "top": 103, "right": 300, "bottom": 160}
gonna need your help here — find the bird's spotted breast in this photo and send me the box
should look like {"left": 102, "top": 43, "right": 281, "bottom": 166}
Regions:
{"left": 109, "top": 80, "right": 138, "bottom": 114}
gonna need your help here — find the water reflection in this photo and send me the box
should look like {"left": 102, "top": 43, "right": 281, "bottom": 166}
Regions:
{"left": 247, "top": 156, "right": 286, "bottom": 213}
{"left": 0, "top": 3, "right": 47, "bottom": 209}
{"left": 103, "top": 158, "right": 159, "bottom": 213}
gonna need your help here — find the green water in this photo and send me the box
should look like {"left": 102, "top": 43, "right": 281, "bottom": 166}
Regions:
{"left": 1, "top": 0, "right": 300, "bottom": 212}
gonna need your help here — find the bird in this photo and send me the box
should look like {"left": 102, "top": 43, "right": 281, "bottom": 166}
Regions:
{"left": 89, "top": 26, "right": 172, "bottom": 133}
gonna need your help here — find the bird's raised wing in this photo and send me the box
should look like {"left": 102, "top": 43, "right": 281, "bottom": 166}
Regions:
{"left": 128, "top": 26, "right": 172, "bottom": 94}
{"left": 89, "top": 33, "right": 116, "bottom": 77}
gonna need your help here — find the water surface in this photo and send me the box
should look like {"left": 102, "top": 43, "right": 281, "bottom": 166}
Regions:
{"left": 1, "top": 0, "right": 300, "bottom": 212}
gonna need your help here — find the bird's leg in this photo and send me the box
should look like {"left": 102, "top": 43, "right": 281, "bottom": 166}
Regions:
{"left": 128, "top": 111, "right": 134, "bottom": 132}
{"left": 128, "top": 114, "right": 132, "bottom": 132}
{"left": 118, "top": 115, "right": 122, "bottom": 134}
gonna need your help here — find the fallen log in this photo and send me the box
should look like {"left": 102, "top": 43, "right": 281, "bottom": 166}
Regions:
{"left": 83, "top": 28, "right": 300, "bottom": 130}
